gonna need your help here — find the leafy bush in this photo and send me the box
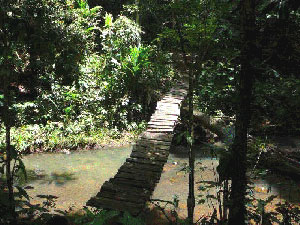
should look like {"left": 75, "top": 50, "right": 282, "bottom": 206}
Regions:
{"left": 195, "top": 59, "right": 237, "bottom": 117}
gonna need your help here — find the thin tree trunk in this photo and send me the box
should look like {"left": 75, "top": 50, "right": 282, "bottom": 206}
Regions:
{"left": 228, "top": 0, "right": 256, "bottom": 224}
{"left": 3, "top": 78, "right": 15, "bottom": 219}
{"left": 174, "top": 15, "right": 195, "bottom": 224}
{"left": 187, "top": 67, "right": 195, "bottom": 225}
{"left": 135, "top": 0, "right": 140, "bottom": 26}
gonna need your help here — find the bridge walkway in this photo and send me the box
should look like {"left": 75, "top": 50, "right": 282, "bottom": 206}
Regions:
{"left": 87, "top": 80, "right": 189, "bottom": 215}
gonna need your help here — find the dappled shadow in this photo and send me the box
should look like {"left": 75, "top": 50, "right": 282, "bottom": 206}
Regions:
{"left": 251, "top": 172, "right": 300, "bottom": 204}
{"left": 16, "top": 169, "right": 47, "bottom": 186}
{"left": 252, "top": 135, "right": 300, "bottom": 203}
{"left": 169, "top": 143, "right": 220, "bottom": 160}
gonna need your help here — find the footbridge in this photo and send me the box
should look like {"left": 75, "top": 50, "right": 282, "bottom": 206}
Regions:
{"left": 87, "top": 80, "right": 189, "bottom": 215}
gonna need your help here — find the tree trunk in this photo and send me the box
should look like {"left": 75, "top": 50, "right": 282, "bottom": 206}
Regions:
{"left": 187, "top": 67, "right": 195, "bottom": 225}
{"left": 135, "top": 0, "right": 140, "bottom": 26}
{"left": 175, "top": 17, "right": 195, "bottom": 224}
{"left": 228, "top": 0, "right": 256, "bottom": 224}
{"left": 3, "top": 77, "right": 15, "bottom": 219}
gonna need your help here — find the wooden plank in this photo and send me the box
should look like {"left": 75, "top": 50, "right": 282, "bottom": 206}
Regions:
{"left": 134, "top": 143, "right": 170, "bottom": 150}
{"left": 149, "top": 116, "right": 179, "bottom": 121}
{"left": 156, "top": 105, "right": 180, "bottom": 110}
{"left": 154, "top": 112, "right": 180, "bottom": 116}
{"left": 132, "top": 147, "right": 169, "bottom": 155}
{"left": 150, "top": 116, "right": 178, "bottom": 121}
{"left": 156, "top": 102, "right": 180, "bottom": 107}
{"left": 115, "top": 175, "right": 158, "bottom": 189}
{"left": 121, "top": 162, "right": 163, "bottom": 173}
{"left": 141, "top": 132, "right": 173, "bottom": 141}
{"left": 126, "top": 157, "right": 165, "bottom": 167}
{"left": 113, "top": 175, "right": 157, "bottom": 188}
{"left": 151, "top": 112, "right": 180, "bottom": 117}
{"left": 158, "top": 97, "right": 183, "bottom": 102}
{"left": 149, "top": 119, "right": 177, "bottom": 124}
{"left": 115, "top": 171, "right": 160, "bottom": 183}
{"left": 118, "top": 167, "right": 161, "bottom": 180}
{"left": 136, "top": 139, "right": 171, "bottom": 146}
{"left": 112, "top": 177, "right": 155, "bottom": 191}
{"left": 148, "top": 119, "right": 176, "bottom": 123}
{"left": 131, "top": 148, "right": 169, "bottom": 157}
{"left": 152, "top": 109, "right": 180, "bottom": 113}
{"left": 151, "top": 112, "right": 179, "bottom": 116}
{"left": 132, "top": 144, "right": 165, "bottom": 152}
{"left": 148, "top": 121, "right": 175, "bottom": 125}
{"left": 157, "top": 102, "right": 180, "bottom": 106}
{"left": 130, "top": 151, "right": 168, "bottom": 162}
{"left": 147, "top": 129, "right": 174, "bottom": 133}
{"left": 133, "top": 145, "right": 170, "bottom": 152}
{"left": 164, "top": 93, "right": 186, "bottom": 97}
{"left": 155, "top": 106, "right": 180, "bottom": 111}
{"left": 154, "top": 111, "right": 180, "bottom": 115}
{"left": 100, "top": 181, "right": 150, "bottom": 197}
{"left": 100, "top": 190, "right": 147, "bottom": 204}
{"left": 162, "top": 96, "right": 185, "bottom": 101}
{"left": 147, "top": 125, "right": 175, "bottom": 129}
{"left": 139, "top": 136, "right": 172, "bottom": 144}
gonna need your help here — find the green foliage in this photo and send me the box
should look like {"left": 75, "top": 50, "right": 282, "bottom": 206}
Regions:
{"left": 88, "top": 209, "right": 120, "bottom": 225}
{"left": 72, "top": 208, "right": 146, "bottom": 225}
{"left": 0, "top": 0, "right": 102, "bottom": 128}
{"left": 252, "top": 77, "right": 300, "bottom": 134}
{"left": 120, "top": 211, "right": 145, "bottom": 225}
{"left": 195, "top": 60, "right": 237, "bottom": 117}
{"left": 0, "top": 143, "right": 31, "bottom": 223}
{"left": 91, "top": 14, "right": 174, "bottom": 128}
{"left": 0, "top": 122, "right": 139, "bottom": 154}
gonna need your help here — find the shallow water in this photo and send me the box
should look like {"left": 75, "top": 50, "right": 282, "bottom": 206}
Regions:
{"left": 21, "top": 146, "right": 132, "bottom": 211}
{"left": 154, "top": 145, "right": 300, "bottom": 219}
{"left": 21, "top": 143, "right": 300, "bottom": 219}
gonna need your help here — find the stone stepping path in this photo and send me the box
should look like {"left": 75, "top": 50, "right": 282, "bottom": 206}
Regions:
{"left": 86, "top": 80, "right": 188, "bottom": 215}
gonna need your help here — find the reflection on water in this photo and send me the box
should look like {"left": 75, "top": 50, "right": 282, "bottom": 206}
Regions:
{"left": 22, "top": 146, "right": 132, "bottom": 210}
{"left": 22, "top": 143, "right": 300, "bottom": 218}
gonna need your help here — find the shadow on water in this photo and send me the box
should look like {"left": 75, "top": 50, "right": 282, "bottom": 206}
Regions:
{"left": 44, "top": 172, "right": 77, "bottom": 186}
{"left": 17, "top": 169, "right": 77, "bottom": 186}
{"left": 169, "top": 143, "right": 219, "bottom": 160}
{"left": 252, "top": 135, "right": 300, "bottom": 204}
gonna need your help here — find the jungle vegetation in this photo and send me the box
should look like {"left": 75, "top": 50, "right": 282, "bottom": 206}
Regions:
{"left": 1, "top": 0, "right": 300, "bottom": 224}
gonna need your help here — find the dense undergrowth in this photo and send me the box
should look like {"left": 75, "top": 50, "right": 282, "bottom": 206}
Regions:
{"left": 1, "top": 0, "right": 300, "bottom": 224}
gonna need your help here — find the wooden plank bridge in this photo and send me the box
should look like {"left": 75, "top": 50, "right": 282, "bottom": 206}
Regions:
{"left": 87, "top": 80, "right": 189, "bottom": 215}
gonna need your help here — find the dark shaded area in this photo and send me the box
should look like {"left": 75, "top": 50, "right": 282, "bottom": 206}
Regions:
{"left": 46, "top": 215, "right": 69, "bottom": 225}
{"left": 88, "top": 0, "right": 126, "bottom": 17}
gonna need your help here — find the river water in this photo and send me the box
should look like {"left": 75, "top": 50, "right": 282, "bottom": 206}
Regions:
{"left": 21, "top": 144, "right": 300, "bottom": 221}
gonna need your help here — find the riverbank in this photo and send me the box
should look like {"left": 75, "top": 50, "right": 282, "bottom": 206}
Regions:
{"left": 0, "top": 121, "right": 145, "bottom": 155}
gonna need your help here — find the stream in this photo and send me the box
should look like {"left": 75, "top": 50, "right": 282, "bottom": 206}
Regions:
{"left": 21, "top": 142, "right": 300, "bottom": 220}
